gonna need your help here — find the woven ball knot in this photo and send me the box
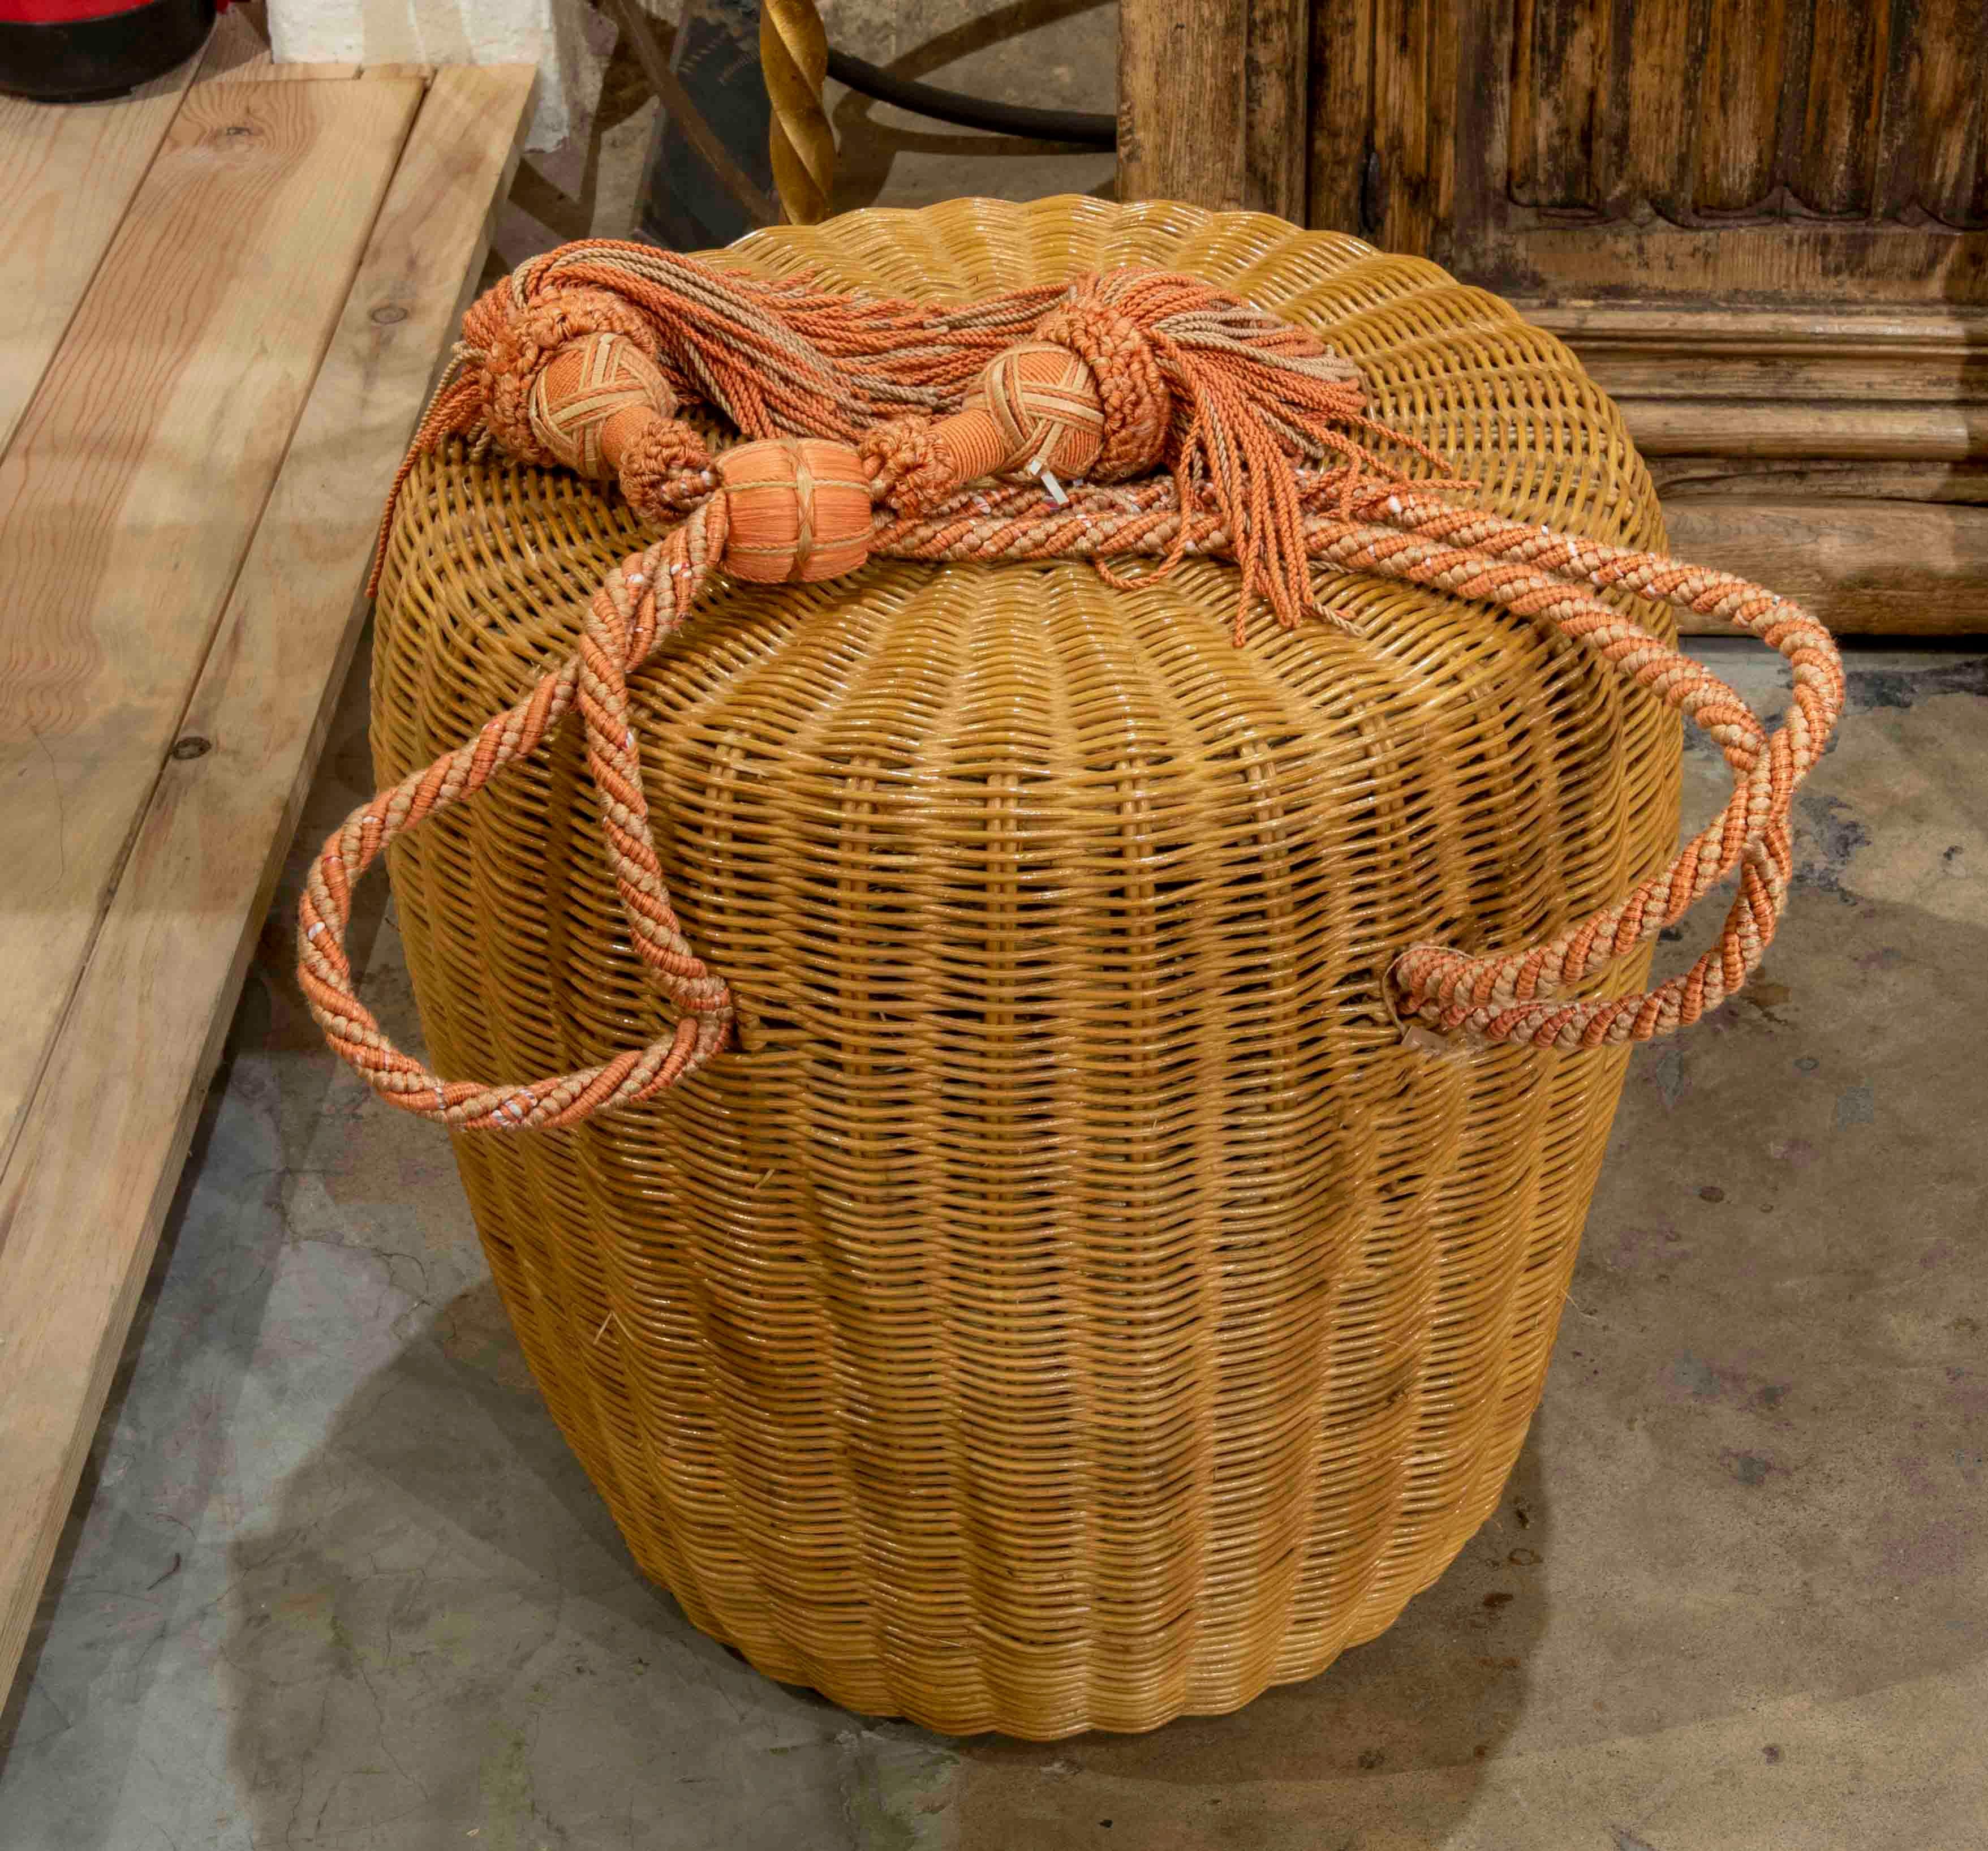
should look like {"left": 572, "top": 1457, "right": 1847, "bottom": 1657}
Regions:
{"left": 475, "top": 287, "right": 660, "bottom": 469}
{"left": 1032, "top": 297, "right": 1173, "bottom": 482}
{"left": 962, "top": 341, "right": 1106, "bottom": 483}
{"left": 618, "top": 417, "right": 716, "bottom": 527}
{"left": 527, "top": 330, "right": 678, "bottom": 479}
{"left": 858, "top": 416, "right": 956, "bottom": 517}
{"left": 716, "top": 437, "right": 873, "bottom": 583}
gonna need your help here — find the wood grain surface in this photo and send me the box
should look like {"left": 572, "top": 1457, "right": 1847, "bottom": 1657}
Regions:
{"left": 1524, "top": 303, "right": 1988, "bottom": 406}
{"left": 1367, "top": 0, "right": 1457, "bottom": 258}
{"left": 0, "top": 66, "right": 200, "bottom": 455}
{"left": 0, "top": 65, "right": 534, "bottom": 1702}
{"left": 1647, "top": 458, "right": 1988, "bottom": 505}
{"left": 1625, "top": 400, "right": 1988, "bottom": 460}
{"left": 1305, "top": 0, "right": 1374, "bottom": 235}
{"left": 1668, "top": 498, "right": 1988, "bottom": 633}
{"left": 1695, "top": 0, "right": 1787, "bottom": 211}
{"left": 1310, "top": 0, "right": 1987, "bottom": 302}
{"left": 0, "top": 75, "right": 420, "bottom": 1176}
{"left": 1118, "top": 0, "right": 1307, "bottom": 219}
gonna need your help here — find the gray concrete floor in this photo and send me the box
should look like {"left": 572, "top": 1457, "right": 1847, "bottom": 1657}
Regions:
{"left": 6, "top": 628, "right": 1982, "bottom": 1851}
{"left": 5, "top": 6, "right": 1986, "bottom": 1843}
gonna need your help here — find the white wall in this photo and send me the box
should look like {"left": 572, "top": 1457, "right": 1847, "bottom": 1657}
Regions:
{"left": 266, "top": 0, "right": 615, "bottom": 151}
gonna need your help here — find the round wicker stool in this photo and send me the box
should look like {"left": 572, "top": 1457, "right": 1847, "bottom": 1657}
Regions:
{"left": 369, "top": 197, "right": 1682, "bottom": 1737}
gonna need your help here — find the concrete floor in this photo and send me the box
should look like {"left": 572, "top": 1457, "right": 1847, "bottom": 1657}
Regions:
{"left": 6, "top": 632, "right": 1982, "bottom": 1851}
{"left": 5, "top": 7, "right": 1986, "bottom": 1844}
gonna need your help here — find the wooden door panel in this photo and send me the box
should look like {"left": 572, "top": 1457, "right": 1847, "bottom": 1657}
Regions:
{"left": 1697, "top": 0, "right": 1785, "bottom": 211}
{"left": 1125, "top": 0, "right": 1988, "bottom": 628}
{"left": 1508, "top": 0, "right": 1703, "bottom": 221}
{"left": 1315, "top": 0, "right": 1988, "bottom": 299}
{"left": 1898, "top": 0, "right": 1988, "bottom": 226}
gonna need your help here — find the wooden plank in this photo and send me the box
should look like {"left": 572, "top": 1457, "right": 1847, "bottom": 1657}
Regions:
{"left": 1621, "top": 398, "right": 1988, "bottom": 459}
{"left": 1885, "top": 0, "right": 1987, "bottom": 226}
{"left": 0, "top": 77, "right": 421, "bottom": 1180}
{"left": 1509, "top": 0, "right": 1611, "bottom": 211}
{"left": 1118, "top": 0, "right": 1246, "bottom": 209}
{"left": 1666, "top": 498, "right": 1988, "bottom": 634}
{"left": 204, "top": 57, "right": 363, "bottom": 81}
{"left": 1524, "top": 300, "right": 1988, "bottom": 404}
{"left": 1796, "top": 0, "right": 1888, "bottom": 216}
{"left": 0, "top": 64, "right": 199, "bottom": 456}
{"left": 1305, "top": 0, "right": 1373, "bottom": 233}
{"left": 1477, "top": 221, "right": 1988, "bottom": 303}
{"left": 1529, "top": 301, "right": 1988, "bottom": 349}
{"left": 204, "top": 52, "right": 437, "bottom": 85}
{"left": 1621, "top": 0, "right": 1697, "bottom": 223}
{"left": 1118, "top": 0, "right": 1307, "bottom": 217}
{"left": 1441, "top": 0, "right": 1508, "bottom": 276}
{"left": 1695, "top": 0, "right": 1787, "bottom": 210}
{"left": 1343, "top": 0, "right": 1987, "bottom": 297}
{"left": 1648, "top": 457, "right": 1988, "bottom": 505}
{"left": 0, "top": 62, "right": 536, "bottom": 1704}
{"left": 1581, "top": 349, "right": 1987, "bottom": 404}
{"left": 1243, "top": 0, "right": 1309, "bottom": 222}
{"left": 1369, "top": 0, "right": 1457, "bottom": 256}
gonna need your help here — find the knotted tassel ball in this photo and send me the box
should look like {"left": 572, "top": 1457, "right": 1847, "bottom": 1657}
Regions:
{"left": 526, "top": 330, "right": 677, "bottom": 479}
{"left": 954, "top": 341, "right": 1106, "bottom": 484}
{"left": 716, "top": 437, "right": 872, "bottom": 583}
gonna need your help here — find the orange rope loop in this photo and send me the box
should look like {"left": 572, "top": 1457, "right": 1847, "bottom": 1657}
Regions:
{"left": 312, "top": 242, "right": 1847, "bottom": 1132}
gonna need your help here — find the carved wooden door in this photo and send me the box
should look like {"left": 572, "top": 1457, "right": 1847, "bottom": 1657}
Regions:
{"left": 1118, "top": 0, "right": 1987, "bottom": 629}
{"left": 1297, "top": 0, "right": 1988, "bottom": 630}
{"left": 1310, "top": 0, "right": 1986, "bottom": 304}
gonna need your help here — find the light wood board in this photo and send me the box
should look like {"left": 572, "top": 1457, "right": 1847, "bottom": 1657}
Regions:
{"left": 0, "top": 63, "right": 536, "bottom": 1700}
{"left": 0, "top": 75, "right": 420, "bottom": 1174}
{"left": 1669, "top": 499, "right": 1988, "bottom": 636}
{"left": 0, "top": 62, "right": 200, "bottom": 455}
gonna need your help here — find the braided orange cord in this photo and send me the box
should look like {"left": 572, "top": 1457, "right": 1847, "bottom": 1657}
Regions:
{"left": 870, "top": 475, "right": 1841, "bottom": 1049}
{"left": 307, "top": 250, "right": 1848, "bottom": 1130}
{"left": 1316, "top": 493, "right": 1839, "bottom": 1047}
{"left": 302, "top": 501, "right": 734, "bottom": 1130}
{"left": 376, "top": 249, "right": 1448, "bottom": 629}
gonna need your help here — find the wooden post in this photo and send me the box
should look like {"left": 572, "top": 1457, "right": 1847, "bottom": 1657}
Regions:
{"left": 1118, "top": 0, "right": 1310, "bottom": 221}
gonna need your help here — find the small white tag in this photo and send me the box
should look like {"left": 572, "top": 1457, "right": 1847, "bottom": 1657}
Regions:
{"left": 1400, "top": 1023, "right": 1475, "bottom": 1064}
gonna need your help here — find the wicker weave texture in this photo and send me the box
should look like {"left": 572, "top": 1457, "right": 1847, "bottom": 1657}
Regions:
{"left": 371, "top": 197, "right": 1680, "bottom": 1737}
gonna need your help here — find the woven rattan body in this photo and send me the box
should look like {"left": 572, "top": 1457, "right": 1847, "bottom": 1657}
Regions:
{"left": 370, "top": 197, "right": 1681, "bottom": 1737}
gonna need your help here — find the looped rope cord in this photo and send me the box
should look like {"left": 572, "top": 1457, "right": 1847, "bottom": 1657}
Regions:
{"left": 307, "top": 246, "right": 1847, "bottom": 1131}
{"left": 301, "top": 501, "right": 735, "bottom": 1130}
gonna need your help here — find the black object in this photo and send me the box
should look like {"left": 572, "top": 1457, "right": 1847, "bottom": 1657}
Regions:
{"left": 638, "top": 0, "right": 776, "bottom": 250}
{"left": 635, "top": 0, "right": 1118, "bottom": 252}
{"left": 825, "top": 48, "right": 1115, "bottom": 149}
{"left": 0, "top": 0, "right": 215, "bottom": 102}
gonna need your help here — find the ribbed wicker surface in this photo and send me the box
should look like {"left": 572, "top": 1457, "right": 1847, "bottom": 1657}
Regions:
{"left": 371, "top": 196, "right": 1680, "bottom": 1737}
